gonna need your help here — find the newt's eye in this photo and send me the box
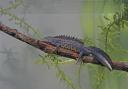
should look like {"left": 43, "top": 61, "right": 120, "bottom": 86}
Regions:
{"left": 89, "top": 54, "right": 93, "bottom": 56}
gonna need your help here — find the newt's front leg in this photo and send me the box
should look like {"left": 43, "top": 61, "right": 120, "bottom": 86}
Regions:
{"left": 76, "top": 51, "right": 84, "bottom": 64}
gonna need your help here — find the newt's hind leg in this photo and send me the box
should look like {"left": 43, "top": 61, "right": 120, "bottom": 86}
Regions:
{"left": 55, "top": 43, "right": 61, "bottom": 53}
{"left": 76, "top": 51, "right": 84, "bottom": 64}
{"left": 54, "top": 45, "right": 60, "bottom": 53}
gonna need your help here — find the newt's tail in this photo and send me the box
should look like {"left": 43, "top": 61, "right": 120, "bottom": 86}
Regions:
{"left": 89, "top": 46, "right": 113, "bottom": 71}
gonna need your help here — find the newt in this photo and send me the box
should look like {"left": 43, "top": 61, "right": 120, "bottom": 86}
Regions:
{"left": 42, "top": 35, "right": 112, "bottom": 70}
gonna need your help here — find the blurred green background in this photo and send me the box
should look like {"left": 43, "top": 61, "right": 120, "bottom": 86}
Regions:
{"left": 80, "top": 0, "right": 128, "bottom": 89}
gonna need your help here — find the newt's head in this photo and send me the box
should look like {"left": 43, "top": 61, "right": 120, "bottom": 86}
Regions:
{"left": 88, "top": 46, "right": 113, "bottom": 71}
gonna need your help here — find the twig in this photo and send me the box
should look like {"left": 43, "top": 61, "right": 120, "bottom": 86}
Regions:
{"left": 0, "top": 23, "right": 128, "bottom": 72}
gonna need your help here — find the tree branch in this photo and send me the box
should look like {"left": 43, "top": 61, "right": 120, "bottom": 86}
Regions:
{"left": 0, "top": 23, "right": 128, "bottom": 72}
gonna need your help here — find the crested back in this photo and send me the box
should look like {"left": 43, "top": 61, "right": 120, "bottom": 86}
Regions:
{"left": 53, "top": 35, "right": 84, "bottom": 44}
